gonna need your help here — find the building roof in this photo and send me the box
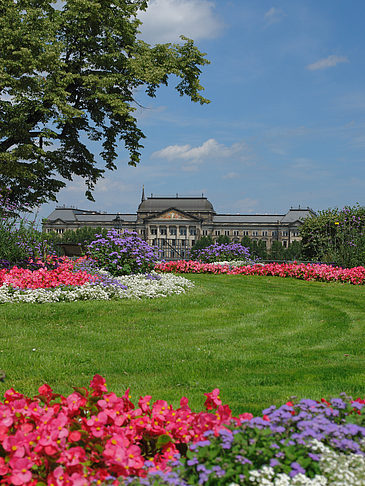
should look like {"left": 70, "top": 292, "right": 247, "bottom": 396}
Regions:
{"left": 43, "top": 204, "right": 315, "bottom": 226}
{"left": 44, "top": 208, "right": 137, "bottom": 223}
{"left": 138, "top": 196, "right": 214, "bottom": 213}
{"left": 280, "top": 208, "right": 316, "bottom": 223}
{"left": 76, "top": 213, "right": 137, "bottom": 223}
{"left": 213, "top": 214, "right": 284, "bottom": 224}
{"left": 213, "top": 208, "right": 315, "bottom": 225}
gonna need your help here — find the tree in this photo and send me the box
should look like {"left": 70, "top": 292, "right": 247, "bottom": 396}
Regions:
{"left": 269, "top": 240, "right": 286, "bottom": 260}
{"left": 216, "top": 234, "right": 231, "bottom": 244}
{"left": 285, "top": 240, "right": 302, "bottom": 260}
{"left": 241, "top": 235, "right": 252, "bottom": 251}
{"left": 0, "top": 0, "right": 210, "bottom": 209}
{"left": 190, "top": 235, "right": 213, "bottom": 258}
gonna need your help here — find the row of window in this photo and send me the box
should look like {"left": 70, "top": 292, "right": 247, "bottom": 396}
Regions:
{"left": 150, "top": 226, "right": 196, "bottom": 236}
{"left": 46, "top": 227, "right": 300, "bottom": 238}
{"left": 213, "top": 230, "right": 298, "bottom": 237}
{"left": 152, "top": 239, "right": 194, "bottom": 247}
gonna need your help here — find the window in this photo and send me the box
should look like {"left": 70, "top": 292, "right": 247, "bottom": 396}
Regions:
{"left": 202, "top": 230, "right": 209, "bottom": 236}
{"left": 282, "top": 240, "right": 287, "bottom": 248}
{"left": 159, "top": 226, "right": 167, "bottom": 235}
{"left": 252, "top": 231, "right": 259, "bottom": 236}
{"left": 242, "top": 230, "right": 249, "bottom": 236}
{"left": 150, "top": 227, "right": 157, "bottom": 235}
{"left": 215, "top": 230, "right": 221, "bottom": 236}
{"left": 292, "top": 231, "right": 299, "bottom": 237}
{"left": 56, "top": 228, "right": 64, "bottom": 234}
{"left": 262, "top": 231, "right": 268, "bottom": 236}
{"left": 282, "top": 231, "right": 288, "bottom": 237}
{"left": 169, "top": 226, "right": 177, "bottom": 235}
{"left": 189, "top": 226, "right": 196, "bottom": 236}
{"left": 272, "top": 230, "right": 278, "bottom": 236}
{"left": 224, "top": 230, "right": 230, "bottom": 236}
{"left": 179, "top": 227, "right": 187, "bottom": 236}
{"left": 233, "top": 230, "right": 239, "bottom": 236}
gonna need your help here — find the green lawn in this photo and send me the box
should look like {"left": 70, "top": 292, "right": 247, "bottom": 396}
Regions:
{"left": 1, "top": 274, "right": 364, "bottom": 415}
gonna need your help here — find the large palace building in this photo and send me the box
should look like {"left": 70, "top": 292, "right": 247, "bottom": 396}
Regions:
{"left": 43, "top": 190, "right": 316, "bottom": 259}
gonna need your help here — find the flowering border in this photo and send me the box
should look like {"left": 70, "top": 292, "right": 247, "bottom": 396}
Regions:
{"left": 155, "top": 261, "right": 365, "bottom": 285}
{"left": 0, "top": 376, "right": 364, "bottom": 485}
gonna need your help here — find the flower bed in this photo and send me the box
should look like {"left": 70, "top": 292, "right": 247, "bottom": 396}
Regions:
{"left": 0, "top": 376, "right": 364, "bottom": 485}
{"left": 0, "top": 258, "right": 194, "bottom": 303}
{"left": 155, "top": 260, "right": 365, "bottom": 285}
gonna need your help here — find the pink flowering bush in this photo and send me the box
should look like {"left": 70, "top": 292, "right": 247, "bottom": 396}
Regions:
{"left": 155, "top": 260, "right": 365, "bottom": 285}
{"left": 0, "top": 257, "right": 96, "bottom": 289}
{"left": 0, "top": 375, "right": 255, "bottom": 485}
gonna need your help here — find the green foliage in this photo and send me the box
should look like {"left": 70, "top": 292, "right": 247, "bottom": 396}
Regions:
{"left": 285, "top": 240, "right": 302, "bottom": 260}
{"left": 0, "top": 0, "right": 210, "bottom": 209}
{"left": 173, "top": 426, "right": 322, "bottom": 485}
{"left": 300, "top": 205, "right": 365, "bottom": 267}
{"left": 241, "top": 235, "right": 252, "bottom": 249}
{"left": 45, "top": 226, "right": 109, "bottom": 255}
{"left": 0, "top": 211, "right": 56, "bottom": 265}
{"left": 251, "top": 239, "right": 268, "bottom": 259}
{"left": 216, "top": 234, "right": 231, "bottom": 244}
{"left": 241, "top": 235, "right": 303, "bottom": 261}
{"left": 269, "top": 240, "right": 286, "bottom": 260}
{"left": 241, "top": 236, "right": 267, "bottom": 259}
{"left": 190, "top": 235, "right": 214, "bottom": 258}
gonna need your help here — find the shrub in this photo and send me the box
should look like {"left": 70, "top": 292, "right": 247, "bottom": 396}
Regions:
{"left": 0, "top": 191, "right": 57, "bottom": 268}
{"left": 216, "top": 234, "right": 231, "bottom": 244}
{"left": 85, "top": 229, "right": 159, "bottom": 276}
{"left": 190, "top": 236, "right": 214, "bottom": 256}
{"left": 300, "top": 205, "right": 365, "bottom": 267}
{"left": 189, "top": 242, "right": 253, "bottom": 264}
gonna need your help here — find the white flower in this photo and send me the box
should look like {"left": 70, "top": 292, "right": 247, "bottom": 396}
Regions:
{"left": 0, "top": 271, "right": 194, "bottom": 304}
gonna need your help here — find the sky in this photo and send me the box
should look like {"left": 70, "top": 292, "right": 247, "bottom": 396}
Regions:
{"left": 37, "top": 0, "right": 365, "bottom": 221}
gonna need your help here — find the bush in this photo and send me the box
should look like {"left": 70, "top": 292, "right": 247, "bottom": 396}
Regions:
{"left": 190, "top": 236, "right": 214, "bottom": 257}
{"left": 85, "top": 229, "right": 159, "bottom": 276}
{"left": 189, "top": 242, "right": 253, "bottom": 264}
{"left": 300, "top": 205, "right": 365, "bottom": 267}
{"left": 216, "top": 234, "right": 231, "bottom": 244}
{"left": 0, "top": 191, "right": 57, "bottom": 268}
{"left": 45, "top": 227, "right": 110, "bottom": 254}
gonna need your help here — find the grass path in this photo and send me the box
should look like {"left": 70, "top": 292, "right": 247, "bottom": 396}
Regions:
{"left": 1, "top": 274, "right": 364, "bottom": 415}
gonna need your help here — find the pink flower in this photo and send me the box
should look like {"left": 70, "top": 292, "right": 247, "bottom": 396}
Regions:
{"left": 8, "top": 457, "right": 33, "bottom": 485}
{"left": 204, "top": 388, "right": 222, "bottom": 410}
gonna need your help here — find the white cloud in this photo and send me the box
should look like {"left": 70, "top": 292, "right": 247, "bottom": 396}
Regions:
{"left": 307, "top": 55, "right": 349, "bottom": 71}
{"left": 137, "top": 0, "right": 223, "bottom": 44}
{"left": 151, "top": 138, "right": 248, "bottom": 168}
{"left": 264, "top": 7, "right": 285, "bottom": 26}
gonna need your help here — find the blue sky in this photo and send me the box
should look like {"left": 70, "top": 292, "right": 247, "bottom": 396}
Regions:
{"left": 38, "top": 0, "right": 365, "bottom": 221}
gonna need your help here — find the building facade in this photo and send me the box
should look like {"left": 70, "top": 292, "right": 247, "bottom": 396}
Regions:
{"left": 43, "top": 192, "right": 316, "bottom": 259}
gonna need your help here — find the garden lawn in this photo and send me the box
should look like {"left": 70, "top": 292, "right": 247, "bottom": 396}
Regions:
{"left": 0, "top": 274, "right": 364, "bottom": 416}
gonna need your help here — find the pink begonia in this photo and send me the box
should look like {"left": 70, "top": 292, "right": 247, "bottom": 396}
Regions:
{"left": 155, "top": 260, "right": 365, "bottom": 285}
{"left": 0, "top": 257, "right": 96, "bottom": 289}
